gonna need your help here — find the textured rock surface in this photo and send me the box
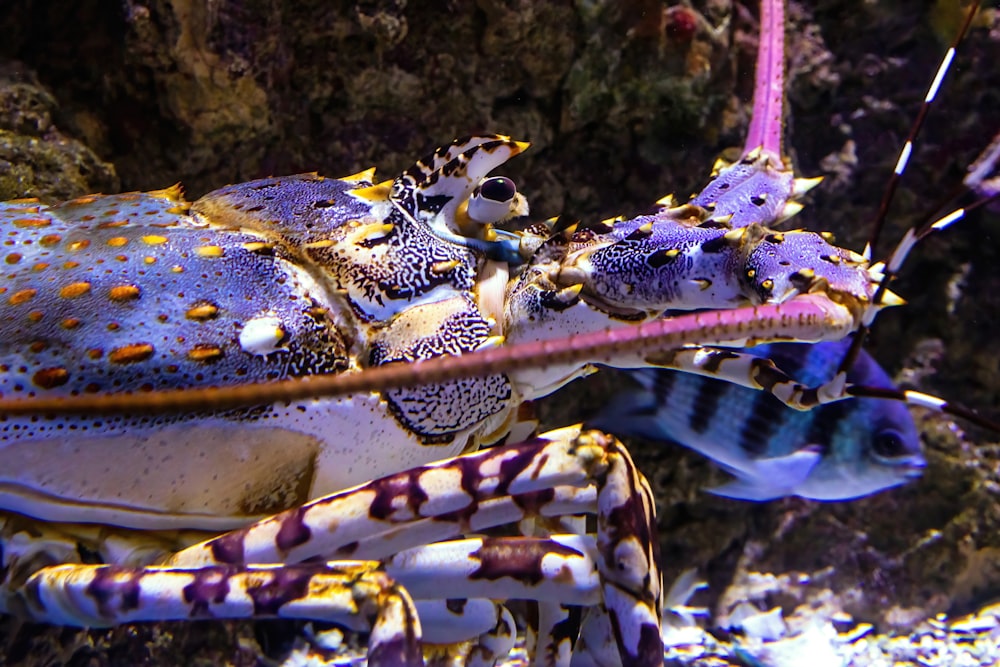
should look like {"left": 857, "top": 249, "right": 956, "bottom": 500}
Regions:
{"left": 0, "top": 65, "right": 118, "bottom": 201}
{"left": 0, "top": 0, "right": 998, "bottom": 663}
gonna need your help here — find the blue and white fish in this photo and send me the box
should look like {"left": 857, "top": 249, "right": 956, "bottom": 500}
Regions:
{"left": 592, "top": 340, "right": 926, "bottom": 501}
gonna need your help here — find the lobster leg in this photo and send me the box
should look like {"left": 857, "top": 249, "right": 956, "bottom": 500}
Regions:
{"left": 643, "top": 345, "right": 849, "bottom": 411}
{"left": 3, "top": 427, "right": 661, "bottom": 665}
{"left": 411, "top": 599, "right": 517, "bottom": 666}
{"left": 19, "top": 561, "right": 424, "bottom": 667}
{"left": 522, "top": 514, "right": 587, "bottom": 667}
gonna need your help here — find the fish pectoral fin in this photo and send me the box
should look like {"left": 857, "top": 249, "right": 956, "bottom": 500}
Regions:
{"left": 707, "top": 445, "right": 823, "bottom": 502}
{"left": 750, "top": 445, "right": 823, "bottom": 485}
{"left": 707, "top": 479, "right": 788, "bottom": 502}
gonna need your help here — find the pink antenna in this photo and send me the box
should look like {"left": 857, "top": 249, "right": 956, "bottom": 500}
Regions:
{"left": 743, "top": 0, "right": 785, "bottom": 159}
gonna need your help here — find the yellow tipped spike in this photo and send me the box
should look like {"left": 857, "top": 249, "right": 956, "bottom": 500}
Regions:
{"left": 339, "top": 166, "right": 377, "bottom": 184}
{"left": 777, "top": 201, "right": 804, "bottom": 221}
{"left": 148, "top": 183, "right": 186, "bottom": 201}
{"left": 880, "top": 290, "right": 906, "bottom": 308}
{"left": 655, "top": 193, "right": 676, "bottom": 207}
{"left": 792, "top": 175, "right": 823, "bottom": 196}
{"left": 845, "top": 249, "right": 867, "bottom": 264}
{"left": 476, "top": 335, "right": 506, "bottom": 351}
{"left": 512, "top": 140, "right": 531, "bottom": 153}
{"left": 431, "top": 259, "right": 461, "bottom": 274}
{"left": 723, "top": 228, "right": 745, "bottom": 244}
{"left": 349, "top": 179, "right": 394, "bottom": 202}
{"left": 555, "top": 284, "right": 584, "bottom": 304}
{"left": 349, "top": 222, "right": 394, "bottom": 243}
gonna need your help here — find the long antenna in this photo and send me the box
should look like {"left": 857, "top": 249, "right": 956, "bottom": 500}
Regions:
{"left": 837, "top": 1, "right": 982, "bottom": 378}
{"left": 743, "top": 0, "right": 785, "bottom": 159}
{"left": 865, "top": 1, "right": 979, "bottom": 259}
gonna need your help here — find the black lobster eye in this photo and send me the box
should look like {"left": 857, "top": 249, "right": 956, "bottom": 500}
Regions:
{"left": 872, "top": 429, "right": 907, "bottom": 459}
{"left": 467, "top": 177, "right": 519, "bottom": 225}
{"left": 478, "top": 176, "right": 516, "bottom": 203}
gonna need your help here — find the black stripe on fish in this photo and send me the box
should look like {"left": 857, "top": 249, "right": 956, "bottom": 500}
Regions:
{"left": 630, "top": 368, "right": 677, "bottom": 419}
{"left": 737, "top": 391, "right": 780, "bottom": 457}
{"left": 652, "top": 367, "right": 676, "bottom": 397}
{"left": 804, "top": 394, "right": 849, "bottom": 458}
{"left": 689, "top": 376, "right": 724, "bottom": 434}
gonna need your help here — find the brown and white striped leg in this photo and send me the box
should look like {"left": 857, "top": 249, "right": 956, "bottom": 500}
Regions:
{"left": 593, "top": 430, "right": 662, "bottom": 665}
{"left": 415, "top": 600, "right": 516, "bottom": 667}
{"left": 20, "top": 561, "right": 423, "bottom": 667}
{"left": 390, "top": 536, "right": 593, "bottom": 666}
{"left": 643, "top": 344, "right": 999, "bottom": 430}
{"left": 164, "top": 429, "right": 605, "bottom": 568}
{"left": 386, "top": 536, "right": 599, "bottom": 604}
{"left": 571, "top": 607, "right": 623, "bottom": 667}
{"left": 645, "top": 345, "right": 850, "bottom": 410}
{"left": 522, "top": 515, "right": 585, "bottom": 667}
{"left": 529, "top": 603, "right": 580, "bottom": 667}
{"left": 163, "top": 426, "right": 663, "bottom": 665}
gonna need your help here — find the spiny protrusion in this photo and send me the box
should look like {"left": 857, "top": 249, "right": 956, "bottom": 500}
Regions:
{"left": 792, "top": 176, "right": 823, "bottom": 197}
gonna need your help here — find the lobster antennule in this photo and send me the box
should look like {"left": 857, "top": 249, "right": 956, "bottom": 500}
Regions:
{"left": 847, "top": 384, "right": 1000, "bottom": 434}
{"left": 865, "top": 1, "right": 982, "bottom": 261}
{"left": 837, "top": 0, "right": 986, "bottom": 377}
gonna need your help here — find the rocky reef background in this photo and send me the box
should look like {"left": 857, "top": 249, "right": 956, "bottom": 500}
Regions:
{"left": 0, "top": 0, "right": 998, "bottom": 664}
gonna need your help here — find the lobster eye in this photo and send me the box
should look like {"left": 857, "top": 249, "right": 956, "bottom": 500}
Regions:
{"left": 468, "top": 177, "right": 518, "bottom": 224}
{"left": 872, "top": 429, "right": 907, "bottom": 459}
{"left": 479, "top": 177, "right": 516, "bottom": 203}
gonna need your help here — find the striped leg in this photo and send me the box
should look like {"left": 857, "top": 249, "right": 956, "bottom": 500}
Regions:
{"left": 20, "top": 561, "right": 423, "bottom": 667}
{"left": 643, "top": 343, "right": 990, "bottom": 431}
{"left": 386, "top": 536, "right": 600, "bottom": 605}
{"left": 529, "top": 603, "right": 581, "bottom": 667}
{"left": 414, "top": 600, "right": 516, "bottom": 667}
{"left": 388, "top": 536, "right": 610, "bottom": 667}
{"left": 644, "top": 345, "right": 851, "bottom": 411}
{"left": 571, "top": 608, "right": 621, "bottom": 667}
{"left": 163, "top": 426, "right": 663, "bottom": 665}
{"left": 521, "top": 514, "right": 585, "bottom": 667}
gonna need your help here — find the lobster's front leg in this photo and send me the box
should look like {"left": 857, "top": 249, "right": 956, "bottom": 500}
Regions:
{"left": 22, "top": 561, "right": 424, "bottom": 666}
{"left": 12, "top": 427, "right": 662, "bottom": 666}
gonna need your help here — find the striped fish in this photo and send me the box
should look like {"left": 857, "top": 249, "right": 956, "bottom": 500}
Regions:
{"left": 592, "top": 340, "right": 926, "bottom": 501}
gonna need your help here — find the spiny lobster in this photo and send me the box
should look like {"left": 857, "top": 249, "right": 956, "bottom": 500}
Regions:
{"left": 0, "top": 1, "right": 996, "bottom": 665}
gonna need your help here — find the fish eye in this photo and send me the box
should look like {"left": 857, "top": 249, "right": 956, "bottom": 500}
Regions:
{"left": 872, "top": 429, "right": 908, "bottom": 459}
